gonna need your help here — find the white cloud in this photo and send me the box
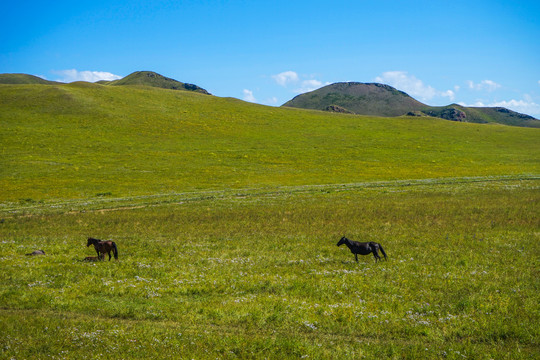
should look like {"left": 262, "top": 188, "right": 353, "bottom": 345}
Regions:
{"left": 53, "top": 69, "right": 122, "bottom": 83}
{"left": 303, "top": 79, "right": 322, "bottom": 88}
{"left": 271, "top": 70, "right": 329, "bottom": 95}
{"left": 272, "top": 71, "right": 299, "bottom": 87}
{"left": 294, "top": 79, "right": 325, "bottom": 94}
{"left": 490, "top": 99, "right": 540, "bottom": 117}
{"left": 467, "top": 79, "right": 501, "bottom": 92}
{"left": 458, "top": 101, "right": 486, "bottom": 107}
{"left": 440, "top": 90, "right": 456, "bottom": 101}
{"left": 458, "top": 98, "right": 540, "bottom": 117}
{"left": 243, "top": 89, "right": 256, "bottom": 102}
{"left": 375, "top": 71, "right": 451, "bottom": 102}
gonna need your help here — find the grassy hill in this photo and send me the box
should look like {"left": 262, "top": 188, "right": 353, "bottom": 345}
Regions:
{"left": 283, "top": 82, "right": 540, "bottom": 127}
{"left": 98, "top": 71, "right": 211, "bottom": 94}
{"left": 0, "top": 73, "right": 61, "bottom": 85}
{"left": 0, "top": 71, "right": 210, "bottom": 94}
{"left": 1, "top": 80, "right": 539, "bottom": 358}
{"left": 283, "top": 82, "right": 426, "bottom": 117}
{"left": 1, "top": 81, "right": 538, "bottom": 204}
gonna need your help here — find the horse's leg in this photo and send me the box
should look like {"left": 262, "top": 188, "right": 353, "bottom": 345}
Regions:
{"left": 372, "top": 248, "right": 380, "bottom": 262}
{"left": 108, "top": 251, "right": 112, "bottom": 261}
{"left": 355, "top": 253, "right": 358, "bottom": 262}
{"left": 378, "top": 244, "right": 388, "bottom": 260}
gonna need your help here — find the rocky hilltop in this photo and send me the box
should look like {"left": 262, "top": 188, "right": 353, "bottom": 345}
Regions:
{"left": 97, "top": 71, "right": 211, "bottom": 95}
{"left": 283, "top": 82, "right": 539, "bottom": 127}
{"left": 0, "top": 71, "right": 210, "bottom": 95}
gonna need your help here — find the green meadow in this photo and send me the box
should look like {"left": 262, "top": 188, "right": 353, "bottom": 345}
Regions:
{"left": 1, "top": 83, "right": 538, "bottom": 203}
{"left": 1, "top": 83, "right": 539, "bottom": 359}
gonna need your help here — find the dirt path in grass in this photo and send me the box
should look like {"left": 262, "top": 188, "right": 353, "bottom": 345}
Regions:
{"left": 2, "top": 175, "right": 538, "bottom": 218}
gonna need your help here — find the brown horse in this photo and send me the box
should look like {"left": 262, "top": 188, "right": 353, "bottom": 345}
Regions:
{"left": 87, "top": 237, "right": 118, "bottom": 261}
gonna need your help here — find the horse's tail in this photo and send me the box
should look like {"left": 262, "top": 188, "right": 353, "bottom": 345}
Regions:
{"left": 112, "top": 242, "right": 119, "bottom": 260}
{"left": 378, "top": 244, "right": 387, "bottom": 260}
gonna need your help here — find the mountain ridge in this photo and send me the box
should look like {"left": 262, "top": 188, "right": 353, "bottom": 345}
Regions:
{"left": 97, "top": 71, "right": 211, "bottom": 95}
{"left": 0, "top": 73, "right": 62, "bottom": 85}
{"left": 1, "top": 72, "right": 538, "bottom": 126}
{"left": 282, "top": 82, "right": 539, "bottom": 127}
{"left": 0, "top": 71, "right": 210, "bottom": 95}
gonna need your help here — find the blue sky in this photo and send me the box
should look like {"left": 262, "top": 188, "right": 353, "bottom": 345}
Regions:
{"left": 2, "top": 0, "right": 540, "bottom": 117}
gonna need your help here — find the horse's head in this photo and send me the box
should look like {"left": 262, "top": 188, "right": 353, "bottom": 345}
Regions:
{"left": 86, "top": 237, "right": 94, "bottom": 247}
{"left": 337, "top": 236, "right": 347, "bottom": 247}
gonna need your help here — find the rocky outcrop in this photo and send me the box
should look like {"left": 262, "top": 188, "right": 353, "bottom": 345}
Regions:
{"left": 422, "top": 107, "right": 467, "bottom": 122}
{"left": 26, "top": 250, "right": 46, "bottom": 256}
{"left": 439, "top": 108, "right": 467, "bottom": 122}
{"left": 324, "top": 104, "right": 354, "bottom": 114}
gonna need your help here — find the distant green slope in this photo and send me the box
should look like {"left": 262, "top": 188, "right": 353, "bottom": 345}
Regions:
{"left": 0, "top": 73, "right": 61, "bottom": 85}
{"left": 1, "top": 82, "right": 538, "bottom": 202}
{"left": 421, "top": 104, "right": 540, "bottom": 127}
{"left": 0, "top": 71, "right": 210, "bottom": 94}
{"left": 98, "top": 71, "right": 211, "bottom": 94}
{"left": 283, "top": 82, "right": 426, "bottom": 117}
{"left": 283, "top": 82, "right": 540, "bottom": 127}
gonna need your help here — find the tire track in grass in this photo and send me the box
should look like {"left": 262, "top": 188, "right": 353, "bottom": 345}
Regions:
{"left": 1, "top": 175, "right": 538, "bottom": 217}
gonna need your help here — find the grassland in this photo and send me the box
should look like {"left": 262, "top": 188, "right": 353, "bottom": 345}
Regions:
{"left": 1, "top": 82, "right": 539, "bottom": 358}
{"left": 1, "top": 179, "right": 539, "bottom": 359}
{"left": 1, "top": 83, "right": 539, "bottom": 205}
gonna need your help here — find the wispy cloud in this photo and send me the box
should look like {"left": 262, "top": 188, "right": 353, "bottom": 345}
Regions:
{"left": 243, "top": 89, "right": 256, "bottom": 102}
{"left": 440, "top": 90, "right": 456, "bottom": 101}
{"left": 272, "top": 70, "right": 327, "bottom": 94}
{"left": 467, "top": 79, "right": 501, "bottom": 92}
{"left": 491, "top": 99, "right": 539, "bottom": 115}
{"left": 52, "top": 69, "right": 121, "bottom": 83}
{"left": 374, "top": 71, "right": 455, "bottom": 102}
{"left": 294, "top": 79, "right": 326, "bottom": 94}
{"left": 272, "top": 71, "right": 299, "bottom": 87}
{"left": 458, "top": 98, "right": 540, "bottom": 117}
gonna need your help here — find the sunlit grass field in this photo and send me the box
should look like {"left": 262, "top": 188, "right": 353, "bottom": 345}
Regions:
{"left": 1, "top": 179, "right": 539, "bottom": 359}
{"left": 1, "top": 83, "right": 539, "bottom": 358}
{"left": 1, "top": 83, "right": 538, "bottom": 203}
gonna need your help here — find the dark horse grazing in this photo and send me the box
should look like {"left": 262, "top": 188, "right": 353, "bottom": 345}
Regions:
{"left": 337, "top": 236, "right": 387, "bottom": 263}
{"left": 87, "top": 237, "right": 118, "bottom": 261}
